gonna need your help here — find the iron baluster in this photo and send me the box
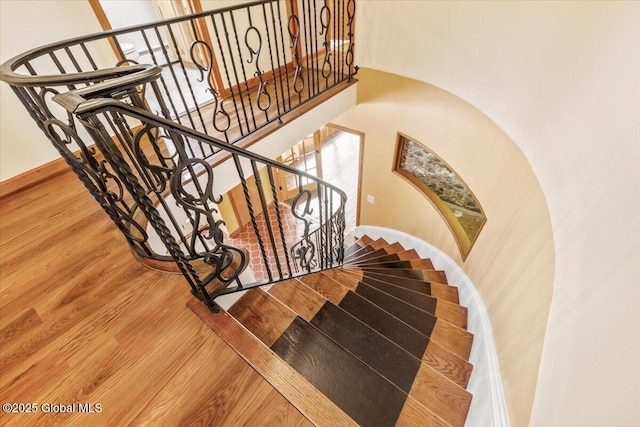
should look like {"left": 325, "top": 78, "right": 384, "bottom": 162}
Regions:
{"left": 139, "top": 30, "right": 184, "bottom": 126}
{"left": 220, "top": 12, "right": 251, "bottom": 138}
{"left": 275, "top": 0, "right": 293, "bottom": 110}
{"left": 230, "top": 9, "right": 258, "bottom": 131}
{"left": 189, "top": 40, "right": 232, "bottom": 138}
{"left": 346, "top": 0, "right": 355, "bottom": 80}
{"left": 264, "top": 2, "right": 284, "bottom": 122}
{"left": 79, "top": 42, "right": 99, "bottom": 70}
{"left": 267, "top": 165, "right": 294, "bottom": 277}
{"left": 209, "top": 13, "right": 245, "bottom": 137}
{"left": 63, "top": 47, "right": 83, "bottom": 74}
{"left": 300, "top": 0, "right": 313, "bottom": 99}
{"left": 233, "top": 154, "right": 273, "bottom": 281}
{"left": 320, "top": 3, "right": 332, "bottom": 83}
{"left": 251, "top": 160, "right": 283, "bottom": 278}
{"left": 288, "top": 0, "right": 304, "bottom": 100}
{"left": 245, "top": 12, "right": 271, "bottom": 120}
{"left": 164, "top": 24, "right": 209, "bottom": 137}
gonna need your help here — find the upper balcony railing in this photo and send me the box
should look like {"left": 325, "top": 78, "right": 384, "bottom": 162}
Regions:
{"left": 0, "top": 0, "right": 355, "bottom": 312}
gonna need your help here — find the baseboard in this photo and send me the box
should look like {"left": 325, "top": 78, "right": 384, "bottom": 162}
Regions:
{"left": 355, "top": 225, "right": 511, "bottom": 427}
{"left": 0, "top": 157, "right": 70, "bottom": 199}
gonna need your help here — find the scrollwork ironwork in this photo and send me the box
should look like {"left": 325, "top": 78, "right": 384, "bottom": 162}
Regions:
{"left": 170, "top": 157, "right": 244, "bottom": 283}
{"left": 189, "top": 40, "right": 231, "bottom": 133}
{"left": 290, "top": 189, "right": 318, "bottom": 271}
{"left": 287, "top": 13, "right": 305, "bottom": 94}
{"left": 43, "top": 118, "right": 151, "bottom": 249}
{"left": 320, "top": 4, "right": 333, "bottom": 79}
{"left": 346, "top": 0, "right": 356, "bottom": 78}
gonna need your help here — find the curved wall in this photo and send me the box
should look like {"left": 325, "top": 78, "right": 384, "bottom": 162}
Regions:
{"left": 332, "top": 69, "right": 554, "bottom": 426}
{"left": 352, "top": 2, "right": 640, "bottom": 426}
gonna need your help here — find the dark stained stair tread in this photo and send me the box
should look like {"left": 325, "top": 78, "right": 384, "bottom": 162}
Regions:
{"left": 336, "top": 291, "right": 430, "bottom": 360}
{"left": 268, "top": 278, "right": 472, "bottom": 424}
{"left": 310, "top": 303, "right": 472, "bottom": 426}
{"left": 271, "top": 317, "right": 407, "bottom": 427}
{"left": 345, "top": 238, "right": 390, "bottom": 261}
{"left": 353, "top": 283, "right": 473, "bottom": 359}
{"left": 357, "top": 267, "right": 449, "bottom": 284}
{"left": 348, "top": 250, "right": 416, "bottom": 266}
{"left": 337, "top": 290, "right": 472, "bottom": 387}
{"left": 357, "top": 274, "right": 467, "bottom": 329}
{"left": 352, "top": 259, "right": 436, "bottom": 270}
{"left": 310, "top": 302, "right": 421, "bottom": 393}
{"left": 327, "top": 268, "right": 460, "bottom": 304}
{"left": 346, "top": 247, "right": 392, "bottom": 263}
{"left": 347, "top": 241, "right": 405, "bottom": 264}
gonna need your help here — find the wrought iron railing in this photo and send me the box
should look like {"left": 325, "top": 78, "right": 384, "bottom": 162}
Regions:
{"left": 0, "top": 0, "right": 354, "bottom": 311}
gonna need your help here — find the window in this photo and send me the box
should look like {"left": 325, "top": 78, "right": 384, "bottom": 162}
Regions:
{"left": 393, "top": 133, "right": 486, "bottom": 260}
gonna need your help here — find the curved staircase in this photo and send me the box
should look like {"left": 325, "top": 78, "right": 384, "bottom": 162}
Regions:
{"left": 189, "top": 235, "right": 474, "bottom": 426}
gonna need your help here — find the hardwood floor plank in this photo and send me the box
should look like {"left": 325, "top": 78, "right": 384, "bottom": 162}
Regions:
{"left": 215, "top": 380, "right": 313, "bottom": 427}
{"left": 0, "top": 171, "right": 311, "bottom": 426}
{"left": 0, "top": 308, "right": 42, "bottom": 349}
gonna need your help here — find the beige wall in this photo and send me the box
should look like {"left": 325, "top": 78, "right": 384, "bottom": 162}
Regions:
{"left": 333, "top": 68, "right": 555, "bottom": 426}
{"left": 0, "top": 0, "right": 110, "bottom": 181}
{"left": 355, "top": 1, "right": 640, "bottom": 426}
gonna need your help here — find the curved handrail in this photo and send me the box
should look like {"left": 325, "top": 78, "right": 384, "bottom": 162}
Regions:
{"left": 0, "top": 0, "right": 266, "bottom": 86}
{"left": 0, "top": 0, "right": 354, "bottom": 312}
{"left": 56, "top": 89, "right": 347, "bottom": 204}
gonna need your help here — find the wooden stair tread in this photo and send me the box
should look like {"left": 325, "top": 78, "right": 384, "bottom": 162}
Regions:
{"left": 190, "top": 236, "right": 475, "bottom": 426}
{"left": 310, "top": 301, "right": 421, "bottom": 393}
{"left": 348, "top": 249, "right": 421, "bottom": 266}
{"left": 354, "top": 282, "right": 473, "bottom": 359}
{"left": 357, "top": 275, "right": 468, "bottom": 329}
{"left": 350, "top": 259, "right": 436, "bottom": 271}
{"left": 346, "top": 241, "right": 405, "bottom": 263}
{"left": 358, "top": 267, "right": 449, "bottom": 284}
{"left": 227, "top": 288, "right": 296, "bottom": 346}
{"left": 187, "top": 298, "right": 358, "bottom": 427}
{"left": 267, "top": 278, "right": 471, "bottom": 425}
{"left": 310, "top": 303, "right": 471, "bottom": 425}
{"left": 327, "top": 268, "right": 460, "bottom": 304}
{"left": 271, "top": 317, "right": 407, "bottom": 427}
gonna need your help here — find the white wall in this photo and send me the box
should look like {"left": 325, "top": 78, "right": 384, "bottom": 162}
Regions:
{"left": 355, "top": 1, "right": 640, "bottom": 425}
{"left": 99, "top": 0, "right": 161, "bottom": 54}
{"left": 0, "top": 0, "right": 109, "bottom": 181}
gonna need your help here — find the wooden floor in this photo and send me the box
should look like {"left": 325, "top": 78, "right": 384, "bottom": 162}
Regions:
{"left": 0, "top": 170, "right": 311, "bottom": 426}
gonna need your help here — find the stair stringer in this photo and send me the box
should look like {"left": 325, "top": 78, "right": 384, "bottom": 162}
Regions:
{"left": 355, "top": 225, "right": 510, "bottom": 427}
